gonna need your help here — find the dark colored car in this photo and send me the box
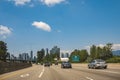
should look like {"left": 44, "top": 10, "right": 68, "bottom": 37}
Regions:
{"left": 44, "top": 62, "right": 50, "bottom": 67}
{"left": 55, "top": 62, "right": 58, "bottom": 65}
{"left": 50, "top": 62, "right": 52, "bottom": 66}
{"left": 88, "top": 59, "right": 107, "bottom": 69}
{"left": 61, "top": 62, "right": 72, "bottom": 68}
{"left": 40, "top": 62, "right": 43, "bottom": 65}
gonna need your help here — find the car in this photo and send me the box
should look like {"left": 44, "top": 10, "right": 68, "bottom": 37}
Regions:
{"left": 55, "top": 62, "right": 58, "bottom": 65}
{"left": 61, "top": 62, "right": 72, "bottom": 68}
{"left": 44, "top": 62, "right": 50, "bottom": 67}
{"left": 40, "top": 62, "right": 43, "bottom": 65}
{"left": 88, "top": 59, "right": 107, "bottom": 69}
{"left": 50, "top": 62, "right": 52, "bottom": 66}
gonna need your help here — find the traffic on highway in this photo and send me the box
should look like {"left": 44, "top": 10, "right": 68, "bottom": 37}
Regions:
{"left": 0, "top": 0, "right": 120, "bottom": 80}
{"left": 0, "top": 62, "right": 120, "bottom": 80}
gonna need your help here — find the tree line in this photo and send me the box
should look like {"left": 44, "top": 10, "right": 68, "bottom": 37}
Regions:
{"left": 69, "top": 43, "right": 113, "bottom": 62}
{"left": 0, "top": 41, "right": 119, "bottom": 63}
{"left": 0, "top": 41, "right": 9, "bottom": 62}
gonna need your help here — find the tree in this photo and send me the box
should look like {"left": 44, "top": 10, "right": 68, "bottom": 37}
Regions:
{"left": 90, "top": 45, "right": 97, "bottom": 59}
{"left": 96, "top": 47, "right": 102, "bottom": 59}
{"left": 102, "top": 43, "right": 113, "bottom": 60}
{"left": 79, "top": 49, "right": 88, "bottom": 62}
{"left": 37, "top": 48, "right": 45, "bottom": 63}
{"left": 0, "top": 41, "right": 8, "bottom": 61}
{"left": 70, "top": 49, "right": 88, "bottom": 62}
{"left": 90, "top": 43, "right": 113, "bottom": 60}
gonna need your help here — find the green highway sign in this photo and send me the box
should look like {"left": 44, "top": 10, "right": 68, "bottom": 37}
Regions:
{"left": 72, "top": 55, "right": 80, "bottom": 62}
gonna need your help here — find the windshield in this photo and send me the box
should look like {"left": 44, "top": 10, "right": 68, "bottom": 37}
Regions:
{"left": 96, "top": 59, "right": 105, "bottom": 62}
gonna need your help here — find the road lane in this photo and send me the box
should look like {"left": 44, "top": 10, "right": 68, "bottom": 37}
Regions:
{"left": 0, "top": 65, "right": 43, "bottom": 80}
{"left": 72, "top": 64, "right": 120, "bottom": 80}
{"left": 51, "top": 64, "right": 120, "bottom": 80}
{"left": 0, "top": 63, "right": 120, "bottom": 80}
{"left": 38, "top": 66, "right": 67, "bottom": 80}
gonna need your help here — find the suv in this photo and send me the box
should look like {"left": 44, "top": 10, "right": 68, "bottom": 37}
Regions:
{"left": 44, "top": 62, "right": 50, "bottom": 67}
{"left": 61, "top": 62, "right": 72, "bottom": 68}
{"left": 88, "top": 59, "right": 107, "bottom": 69}
{"left": 55, "top": 62, "right": 58, "bottom": 65}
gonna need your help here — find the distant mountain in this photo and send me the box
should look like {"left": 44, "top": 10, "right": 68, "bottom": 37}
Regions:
{"left": 112, "top": 50, "right": 120, "bottom": 56}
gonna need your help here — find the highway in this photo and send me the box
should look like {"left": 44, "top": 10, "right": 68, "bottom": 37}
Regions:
{"left": 0, "top": 64, "right": 120, "bottom": 80}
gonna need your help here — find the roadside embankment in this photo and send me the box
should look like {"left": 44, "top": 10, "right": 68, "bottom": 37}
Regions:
{"left": 0, "top": 61, "right": 32, "bottom": 74}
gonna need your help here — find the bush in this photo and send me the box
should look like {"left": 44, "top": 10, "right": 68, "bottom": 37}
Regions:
{"left": 106, "top": 56, "right": 120, "bottom": 63}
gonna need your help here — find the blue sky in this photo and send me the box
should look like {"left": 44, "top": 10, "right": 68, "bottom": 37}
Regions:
{"left": 0, "top": 0, "right": 120, "bottom": 55}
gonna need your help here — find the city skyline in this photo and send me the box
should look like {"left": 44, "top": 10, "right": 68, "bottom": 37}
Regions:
{"left": 0, "top": 0, "right": 120, "bottom": 56}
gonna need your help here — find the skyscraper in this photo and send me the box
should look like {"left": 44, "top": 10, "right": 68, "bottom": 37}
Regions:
{"left": 46, "top": 48, "right": 49, "bottom": 55}
{"left": 61, "top": 53, "right": 64, "bottom": 58}
{"left": 65, "top": 53, "right": 69, "bottom": 58}
{"left": 50, "top": 46, "right": 60, "bottom": 59}
{"left": 30, "top": 51, "right": 33, "bottom": 61}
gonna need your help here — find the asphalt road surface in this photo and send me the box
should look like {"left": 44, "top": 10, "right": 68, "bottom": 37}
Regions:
{"left": 0, "top": 63, "right": 120, "bottom": 80}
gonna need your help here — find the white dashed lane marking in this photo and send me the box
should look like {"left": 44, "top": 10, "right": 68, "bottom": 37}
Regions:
{"left": 86, "top": 77, "right": 94, "bottom": 80}
{"left": 20, "top": 73, "right": 29, "bottom": 78}
{"left": 38, "top": 66, "right": 45, "bottom": 78}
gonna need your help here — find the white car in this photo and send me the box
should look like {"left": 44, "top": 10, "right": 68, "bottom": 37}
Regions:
{"left": 88, "top": 59, "right": 107, "bottom": 69}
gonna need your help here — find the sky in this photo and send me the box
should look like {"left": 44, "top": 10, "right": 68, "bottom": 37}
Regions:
{"left": 0, "top": 0, "right": 120, "bottom": 56}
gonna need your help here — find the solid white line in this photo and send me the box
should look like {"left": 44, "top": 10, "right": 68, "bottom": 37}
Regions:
{"left": 86, "top": 77, "right": 94, "bottom": 80}
{"left": 38, "top": 66, "right": 45, "bottom": 78}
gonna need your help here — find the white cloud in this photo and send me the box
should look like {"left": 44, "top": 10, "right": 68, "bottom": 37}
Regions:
{"left": 97, "top": 44, "right": 120, "bottom": 50}
{"left": 60, "top": 50, "right": 72, "bottom": 53}
{"left": 112, "top": 44, "right": 120, "bottom": 50}
{"left": 29, "top": 4, "right": 34, "bottom": 7}
{"left": 40, "top": 0, "right": 66, "bottom": 6}
{"left": 8, "top": 0, "right": 31, "bottom": 6}
{"left": 97, "top": 44, "right": 105, "bottom": 48}
{"left": 0, "top": 25, "right": 12, "bottom": 39}
{"left": 32, "top": 21, "right": 51, "bottom": 32}
{"left": 85, "top": 44, "right": 120, "bottom": 51}
{"left": 57, "top": 30, "right": 61, "bottom": 33}
{"left": 8, "top": 0, "right": 67, "bottom": 7}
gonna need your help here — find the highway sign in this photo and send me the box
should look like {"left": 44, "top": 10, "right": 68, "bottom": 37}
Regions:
{"left": 72, "top": 55, "right": 80, "bottom": 62}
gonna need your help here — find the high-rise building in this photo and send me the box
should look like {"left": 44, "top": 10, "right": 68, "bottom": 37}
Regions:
{"left": 30, "top": 51, "right": 33, "bottom": 61}
{"left": 21, "top": 53, "right": 29, "bottom": 61}
{"left": 46, "top": 48, "right": 49, "bottom": 55}
{"left": 50, "top": 46, "right": 60, "bottom": 59}
{"left": 65, "top": 53, "right": 69, "bottom": 58}
{"left": 61, "top": 53, "right": 69, "bottom": 58}
{"left": 61, "top": 53, "right": 64, "bottom": 58}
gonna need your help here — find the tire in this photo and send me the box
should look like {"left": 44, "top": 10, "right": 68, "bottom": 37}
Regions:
{"left": 104, "top": 66, "right": 107, "bottom": 69}
{"left": 93, "top": 65, "right": 96, "bottom": 69}
{"left": 88, "top": 66, "right": 91, "bottom": 69}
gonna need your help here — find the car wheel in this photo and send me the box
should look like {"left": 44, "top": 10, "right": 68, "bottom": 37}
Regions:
{"left": 93, "top": 65, "right": 96, "bottom": 69}
{"left": 104, "top": 66, "right": 107, "bottom": 69}
{"left": 88, "top": 66, "right": 91, "bottom": 69}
